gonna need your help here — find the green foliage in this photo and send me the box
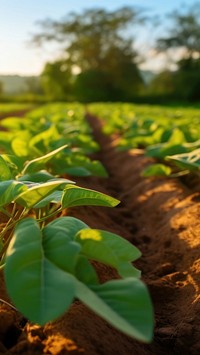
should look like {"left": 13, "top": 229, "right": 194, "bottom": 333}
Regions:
{"left": 5, "top": 217, "right": 153, "bottom": 341}
{"left": 62, "top": 185, "right": 119, "bottom": 208}
{"left": 0, "top": 103, "right": 33, "bottom": 113}
{"left": 90, "top": 102, "right": 200, "bottom": 178}
{"left": 0, "top": 103, "right": 153, "bottom": 342}
{"left": 0, "top": 104, "right": 107, "bottom": 178}
{"left": 33, "top": 7, "right": 145, "bottom": 101}
{"left": 41, "top": 61, "right": 73, "bottom": 101}
{"left": 155, "top": 3, "right": 200, "bottom": 102}
{"left": 142, "top": 164, "right": 172, "bottom": 177}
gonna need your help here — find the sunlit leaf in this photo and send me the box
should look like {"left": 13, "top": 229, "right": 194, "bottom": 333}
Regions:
{"left": 5, "top": 218, "right": 75, "bottom": 325}
{"left": 62, "top": 185, "right": 120, "bottom": 208}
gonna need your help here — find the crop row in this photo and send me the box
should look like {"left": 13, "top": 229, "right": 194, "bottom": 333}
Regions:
{"left": 90, "top": 103, "right": 200, "bottom": 178}
{"left": 0, "top": 103, "right": 33, "bottom": 114}
{"left": 0, "top": 103, "right": 153, "bottom": 343}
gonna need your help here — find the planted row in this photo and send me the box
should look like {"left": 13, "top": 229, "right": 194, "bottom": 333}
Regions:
{"left": 0, "top": 103, "right": 106, "bottom": 177}
{"left": 0, "top": 103, "right": 154, "bottom": 343}
{"left": 90, "top": 103, "right": 200, "bottom": 177}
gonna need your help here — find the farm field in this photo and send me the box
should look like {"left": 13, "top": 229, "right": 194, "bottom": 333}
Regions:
{"left": 0, "top": 103, "right": 34, "bottom": 119}
{"left": 0, "top": 102, "right": 199, "bottom": 354}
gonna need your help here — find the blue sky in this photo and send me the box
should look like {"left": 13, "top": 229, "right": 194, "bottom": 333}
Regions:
{"left": 0, "top": 0, "right": 195, "bottom": 75}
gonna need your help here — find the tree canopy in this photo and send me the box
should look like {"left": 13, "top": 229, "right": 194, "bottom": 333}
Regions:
{"left": 154, "top": 2, "right": 200, "bottom": 102}
{"left": 157, "top": 2, "right": 200, "bottom": 60}
{"left": 32, "top": 7, "right": 145, "bottom": 101}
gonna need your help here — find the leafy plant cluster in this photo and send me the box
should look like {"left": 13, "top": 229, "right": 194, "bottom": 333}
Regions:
{"left": 0, "top": 103, "right": 33, "bottom": 114}
{"left": 0, "top": 103, "right": 107, "bottom": 177}
{"left": 0, "top": 103, "right": 153, "bottom": 343}
{"left": 90, "top": 103, "right": 200, "bottom": 178}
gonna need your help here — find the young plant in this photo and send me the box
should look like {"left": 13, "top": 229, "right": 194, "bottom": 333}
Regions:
{"left": 0, "top": 153, "right": 153, "bottom": 343}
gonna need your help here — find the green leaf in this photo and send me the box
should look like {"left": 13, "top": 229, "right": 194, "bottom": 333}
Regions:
{"left": 34, "top": 190, "right": 63, "bottom": 208}
{"left": 75, "top": 278, "right": 154, "bottom": 342}
{"left": 62, "top": 185, "right": 120, "bottom": 208}
{"left": 64, "top": 167, "right": 92, "bottom": 177}
{"left": 0, "top": 180, "right": 27, "bottom": 207}
{"left": 16, "top": 179, "right": 74, "bottom": 208}
{"left": 18, "top": 170, "right": 56, "bottom": 183}
{"left": 11, "top": 134, "right": 30, "bottom": 157}
{"left": 75, "top": 229, "right": 141, "bottom": 278}
{"left": 0, "top": 117, "right": 30, "bottom": 131}
{"left": 22, "top": 145, "right": 68, "bottom": 175}
{"left": 44, "top": 217, "right": 89, "bottom": 240}
{"left": 0, "top": 156, "right": 12, "bottom": 181}
{"left": 5, "top": 218, "right": 75, "bottom": 325}
{"left": 75, "top": 255, "right": 99, "bottom": 285}
{"left": 2, "top": 154, "right": 25, "bottom": 176}
{"left": 142, "top": 164, "right": 172, "bottom": 177}
{"left": 43, "top": 220, "right": 82, "bottom": 273}
{"left": 29, "top": 125, "right": 59, "bottom": 153}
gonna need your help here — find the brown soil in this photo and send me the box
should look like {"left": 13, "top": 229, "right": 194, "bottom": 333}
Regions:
{"left": 0, "top": 113, "right": 200, "bottom": 354}
{"left": 0, "top": 109, "right": 32, "bottom": 120}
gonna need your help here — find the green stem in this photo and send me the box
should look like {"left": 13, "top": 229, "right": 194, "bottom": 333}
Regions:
{"left": 170, "top": 170, "right": 190, "bottom": 177}
{"left": 0, "top": 231, "right": 14, "bottom": 259}
{"left": 0, "top": 207, "right": 29, "bottom": 241}
{"left": 0, "top": 207, "right": 12, "bottom": 218}
{"left": 37, "top": 206, "right": 62, "bottom": 223}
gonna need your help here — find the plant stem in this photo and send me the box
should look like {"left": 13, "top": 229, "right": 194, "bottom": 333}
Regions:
{"left": 0, "top": 298, "right": 18, "bottom": 311}
{"left": 37, "top": 206, "right": 62, "bottom": 223}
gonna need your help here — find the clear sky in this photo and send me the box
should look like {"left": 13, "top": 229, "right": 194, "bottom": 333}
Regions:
{"left": 0, "top": 0, "right": 195, "bottom": 75}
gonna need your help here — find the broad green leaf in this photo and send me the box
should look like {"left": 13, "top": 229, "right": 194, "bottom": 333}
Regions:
{"left": 0, "top": 117, "right": 30, "bottom": 131}
{"left": 34, "top": 190, "right": 63, "bottom": 208}
{"left": 44, "top": 217, "right": 89, "bottom": 241}
{"left": 16, "top": 179, "right": 74, "bottom": 208}
{"left": 11, "top": 131, "right": 32, "bottom": 157}
{"left": 63, "top": 160, "right": 108, "bottom": 177}
{"left": 0, "top": 131, "right": 13, "bottom": 151}
{"left": 5, "top": 218, "right": 75, "bottom": 325}
{"left": 75, "top": 278, "right": 154, "bottom": 342}
{"left": 18, "top": 170, "right": 56, "bottom": 183}
{"left": 22, "top": 145, "right": 68, "bottom": 175}
{"left": 64, "top": 167, "right": 92, "bottom": 177}
{"left": 29, "top": 125, "right": 59, "bottom": 153}
{"left": 168, "top": 127, "right": 185, "bottom": 145}
{"left": 146, "top": 144, "right": 188, "bottom": 159}
{"left": 43, "top": 221, "right": 82, "bottom": 273}
{"left": 62, "top": 185, "right": 120, "bottom": 208}
{"left": 0, "top": 156, "right": 12, "bottom": 181}
{"left": 2, "top": 154, "right": 25, "bottom": 175}
{"left": 0, "top": 180, "right": 27, "bottom": 207}
{"left": 75, "top": 255, "right": 99, "bottom": 285}
{"left": 142, "top": 164, "right": 172, "bottom": 177}
{"left": 75, "top": 229, "right": 141, "bottom": 278}
{"left": 117, "top": 262, "right": 141, "bottom": 278}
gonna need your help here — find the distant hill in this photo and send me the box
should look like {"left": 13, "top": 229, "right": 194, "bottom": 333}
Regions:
{"left": 0, "top": 75, "right": 39, "bottom": 94}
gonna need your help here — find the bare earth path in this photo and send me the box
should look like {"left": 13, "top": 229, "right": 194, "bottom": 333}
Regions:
{"left": 0, "top": 113, "right": 199, "bottom": 354}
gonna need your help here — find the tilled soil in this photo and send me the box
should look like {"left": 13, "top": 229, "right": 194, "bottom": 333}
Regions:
{"left": 0, "top": 113, "right": 200, "bottom": 354}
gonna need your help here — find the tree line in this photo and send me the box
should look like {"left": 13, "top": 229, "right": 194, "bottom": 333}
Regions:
{"left": 2, "top": 2, "right": 200, "bottom": 103}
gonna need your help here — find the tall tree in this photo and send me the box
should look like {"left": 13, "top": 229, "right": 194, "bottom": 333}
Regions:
{"left": 32, "top": 7, "right": 145, "bottom": 101}
{"left": 41, "top": 60, "right": 74, "bottom": 101}
{"left": 157, "top": 2, "right": 200, "bottom": 60}
{"left": 156, "top": 2, "right": 200, "bottom": 101}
